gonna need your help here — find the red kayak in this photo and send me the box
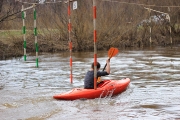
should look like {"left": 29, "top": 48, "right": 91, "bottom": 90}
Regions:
{"left": 53, "top": 78, "right": 130, "bottom": 100}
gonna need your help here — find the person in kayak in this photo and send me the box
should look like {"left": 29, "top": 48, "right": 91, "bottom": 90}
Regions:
{"left": 84, "top": 59, "right": 110, "bottom": 89}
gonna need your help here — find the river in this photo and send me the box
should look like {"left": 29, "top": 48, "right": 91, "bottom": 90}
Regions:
{"left": 0, "top": 46, "right": 180, "bottom": 120}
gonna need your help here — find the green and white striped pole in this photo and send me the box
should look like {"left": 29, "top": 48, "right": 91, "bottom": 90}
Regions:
{"left": 22, "top": 4, "right": 27, "bottom": 61}
{"left": 33, "top": 5, "right": 38, "bottom": 67}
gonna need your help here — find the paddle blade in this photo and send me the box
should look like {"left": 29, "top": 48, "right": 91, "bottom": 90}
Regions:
{"left": 108, "top": 47, "right": 119, "bottom": 59}
{"left": 102, "top": 47, "right": 119, "bottom": 71}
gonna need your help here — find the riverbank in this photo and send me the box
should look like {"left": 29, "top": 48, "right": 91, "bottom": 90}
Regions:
{"left": 0, "top": 34, "right": 69, "bottom": 60}
{"left": 0, "top": 33, "right": 179, "bottom": 60}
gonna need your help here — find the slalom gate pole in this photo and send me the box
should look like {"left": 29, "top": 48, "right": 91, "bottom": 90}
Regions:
{"left": 93, "top": 0, "right": 97, "bottom": 90}
{"left": 68, "top": 0, "right": 73, "bottom": 83}
{"left": 22, "top": 4, "right": 27, "bottom": 61}
{"left": 33, "top": 5, "right": 38, "bottom": 68}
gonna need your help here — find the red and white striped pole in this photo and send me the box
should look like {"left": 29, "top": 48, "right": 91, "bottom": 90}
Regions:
{"left": 93, "top": 0, "right": 97, "bottom": 90}
{"left": 68, "top": 0, "right": 73, "bottom": 83}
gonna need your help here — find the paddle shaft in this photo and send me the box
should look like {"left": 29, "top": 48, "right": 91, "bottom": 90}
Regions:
{"left": 102, "top": 59, "right": 109, "bottom": 71}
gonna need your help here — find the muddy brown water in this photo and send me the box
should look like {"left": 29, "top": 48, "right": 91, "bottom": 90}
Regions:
{"left": 0, "top": 47, "right": 180, "bottom": 120}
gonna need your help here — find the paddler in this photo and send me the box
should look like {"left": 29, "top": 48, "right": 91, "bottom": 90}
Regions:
{"left": 84, "top": 59, "right": 110, "bottom": 89}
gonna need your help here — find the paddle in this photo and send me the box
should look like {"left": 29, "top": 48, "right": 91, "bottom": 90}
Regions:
{"left": 102, "top": 47, "right": 119, "bottom": 71}
{"left": 97, "top": 47, "right": 119, "bottom": 83}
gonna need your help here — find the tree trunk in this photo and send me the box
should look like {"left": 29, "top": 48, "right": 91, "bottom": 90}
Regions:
{"left": 0, "top": 0, "right": 3, "bottom": 12}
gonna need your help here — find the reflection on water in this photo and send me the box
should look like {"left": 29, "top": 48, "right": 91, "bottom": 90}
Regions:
{"left": 0, "top": 47, "right": 180, "bottom": 120}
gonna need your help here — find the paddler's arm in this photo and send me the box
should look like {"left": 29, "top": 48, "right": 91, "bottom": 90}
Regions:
{"left": 106, "top": 59, "right": 110, "bottom": 74}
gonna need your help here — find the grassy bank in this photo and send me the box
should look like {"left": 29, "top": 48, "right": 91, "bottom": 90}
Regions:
{"left": 0, "top": 30, "right": 69, "bottom": 60}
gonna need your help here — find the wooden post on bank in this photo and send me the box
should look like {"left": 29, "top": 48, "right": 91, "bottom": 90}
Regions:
{"left": 148, "top": 9, "right": 152, "bottom": 48}
{"left": 166, "top": 15, "right": 172, "bottom": 48}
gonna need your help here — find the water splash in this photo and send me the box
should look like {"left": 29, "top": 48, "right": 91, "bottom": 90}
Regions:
{"left": 98, "top": 88, "right": 116, "bottom": 104}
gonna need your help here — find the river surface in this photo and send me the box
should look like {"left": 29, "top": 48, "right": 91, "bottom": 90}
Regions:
{"left": 0, "top": 47, "right": 180, "bottom": 120}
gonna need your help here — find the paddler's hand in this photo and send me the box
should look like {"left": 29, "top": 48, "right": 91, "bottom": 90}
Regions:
{"left": 97, "top": 77, "right": 101, "bottom": 83}
{"left": 106, "top": 59, "right": 110, "bottom": 74}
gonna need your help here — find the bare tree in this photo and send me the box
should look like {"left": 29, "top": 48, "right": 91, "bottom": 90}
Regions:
{"left": 0, "top": 0, "right": 3, "bottom": 12}
{"left": 0, "top": 0, "right": 21, "bottom": 29}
